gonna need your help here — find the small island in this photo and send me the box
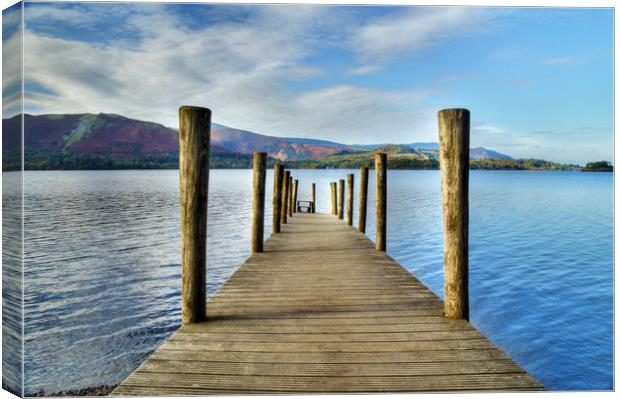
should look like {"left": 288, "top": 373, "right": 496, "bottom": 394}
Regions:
{"left": 582, "top": 161, "right": 613, "bottom": 172}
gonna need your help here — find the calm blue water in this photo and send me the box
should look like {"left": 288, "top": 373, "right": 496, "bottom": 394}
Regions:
{"left": 3, "top": 169, "right": 613, "bottom": 394}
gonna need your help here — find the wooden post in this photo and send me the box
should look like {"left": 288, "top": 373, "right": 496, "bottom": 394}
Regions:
{"left": 293, "top": 179, "right": 299, "bottom": 213}
{"left": 311, "top": 183, "right": 316, "bottom": 213}
{"left": 272, "top": 164, "right": 283, "bottom": 233}
{"left": 337, "top": 179, "right": 344, "bottom": 220}
{"left": 358, "top": 167, "right": 368, "bottom": 233}
{"left": 438, "top": 108, "right": 470, "bottom": 320}
{"left": 251, "top": 152, "right": 266, "bottom": 253}
{"left": 330, "top": 182, "right": 336, "bottom": 215}
{"left": 346, "top": 173, "right": 354, "bottom": 226}
{"left": 288, "top": 176, "right": 293, "bottom": 217}
{"left": 281, "top": 171, "right": 289, "bottom": 224}
{"left": 179, "top": 105, "right": 210, "bottom": 324}
{"left": 375, "top": 153, "right": 387, "bottom": 251}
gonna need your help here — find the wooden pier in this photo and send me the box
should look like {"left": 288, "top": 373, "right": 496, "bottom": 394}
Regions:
{"left": 112, "top": 106, "right": 543, "bottom": 395}
{"left": 113, "top": 213, "right": 543, "bottom": 394}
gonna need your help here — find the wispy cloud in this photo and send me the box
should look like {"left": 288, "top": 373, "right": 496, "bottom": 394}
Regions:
{"left": 541, "top": 55, "right": 582, "bottom": 65}
{"left": 7, "top": 3, "right": 612, "bottom": 164}
{"left": 471, "top": 122, "right": 546, "bottom": 154}
{"left": 350, "top": 7, "right": 494, "bottom": 64}
{"left": 345, "top": 65, "right": 381, "bottom": 76}
{"left": 438, "top": 74, "right": 467, "bottom": 82}
{"left": 2, "top": 4, "right": 22, "bottom": 117}
{"left": 18, "top": 5, "right": 438, "bottom": 143}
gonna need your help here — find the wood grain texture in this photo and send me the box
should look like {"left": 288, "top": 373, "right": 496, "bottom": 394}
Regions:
{"left": 288, "top": 176, "right": 294, "bottom": 217}
{"left": 338, "top": 179, "right": 345, "bottom": 220}
{"left": 178, "top": 106, "right": 210, "bottom": 324}
{"left": 280, "top": 171, "right": 290, "bottom": 224}
{"left": 293, "top": 179, "right": 298, "bottom": 213}
{"left": 251, "top": 152, "right": 266, "bottom": 253}
{"left": 375, "top": 153, "right": 387, "bottom": 251}
{"left": 113, "top": 213, "right": 543, "bottom": 395}
{"left": 346, "top": 173, "right": 354, "bottom": 226}
{"left": 358, "top": 167, "right": 368, "bottom": 233}
{"left": 330, "top": 182, "right": 337, "bottom": 215}
{"left": 272, "top": 164, "right": 283, "bottom": 233}
{"left": 311, "top": 183, "right": 316, "bottom": 213}
{"left": 438, "top": 108, "right": 470, "bottom": 320}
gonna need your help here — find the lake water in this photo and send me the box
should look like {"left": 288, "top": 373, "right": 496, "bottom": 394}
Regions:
{"left": 2, "top": 169, "right": 613, "bottom": 394}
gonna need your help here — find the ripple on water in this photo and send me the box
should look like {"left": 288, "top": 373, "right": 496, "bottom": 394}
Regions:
{"left": 2, "top": 169, "right": 612, "bottom": 394}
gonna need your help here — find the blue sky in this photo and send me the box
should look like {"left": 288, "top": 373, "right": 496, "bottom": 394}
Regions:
{"left": 2, "top": 2, "right": 613, "bottom": 164}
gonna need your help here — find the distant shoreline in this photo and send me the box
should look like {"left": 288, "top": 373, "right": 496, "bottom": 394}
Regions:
{"left": 2, "top": 167, "right": 611, "bottom": 173}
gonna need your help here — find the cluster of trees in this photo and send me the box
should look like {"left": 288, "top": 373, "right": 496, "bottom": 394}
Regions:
{"left": 287, "top": 151, "right": 439, "bottom": 170}
{"left": 289, "top": 152, "right": 581, "bottom": 171}
{"left": 470, "top": 158, "right": 581, "bottom": 171}
{"left": 3, "top": 149, "right": 610, "bottom": 172}
{"left": 2, "top": 150, "right": 264, "bottom": 171}
{"left": 582, "top": 161, "right": 613, "bottom": 172}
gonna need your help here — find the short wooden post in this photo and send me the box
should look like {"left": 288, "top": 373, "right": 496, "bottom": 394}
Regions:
{"left": 251, "top": 152, "right": 266, "bottom": 253}
{"left": 272, "top": 164, "right": 283, "bottom": 233}
{"left": 288, "top": 176, "right": 294, "bottom": 217}
{"left": 438, "top": 108, "right": 470, "bottom": 320}
{"left": 358, "top": 167, "right": 368, "bottom": 233}
{"left": 293, "top": 179, "right": 299, "bottom": 213}
{"left": 330, "top": 182, "right": 337, "bottom": 215}
{"left": 337, "top": 179, "right": 344, "bottom": 220}
{"left": 346, "top": 173, "right": 354, "bottom": 226}
{"left": 311, "top": 183, "right": 316, "bottom": 213}
{"left": 375, "top": 153, "right": 387, "bottom": 251}
{"left": 179, "top": 105, "right": 210, "bottom": 324}
{"left": 281, "top": 171, "right": 290, "bottom": 224}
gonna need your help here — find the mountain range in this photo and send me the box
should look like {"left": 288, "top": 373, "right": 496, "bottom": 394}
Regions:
{"left": 2, "top": 113, "right": 513, "bottom": 162}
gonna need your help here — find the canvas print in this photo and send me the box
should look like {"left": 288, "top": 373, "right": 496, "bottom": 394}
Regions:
{"left": 1, "top": 1, "right": 614, "bottom": 396}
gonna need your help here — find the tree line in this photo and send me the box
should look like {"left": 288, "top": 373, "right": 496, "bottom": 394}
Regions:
{"left": 2, "top": 149, "right": 609, "bottom": 172}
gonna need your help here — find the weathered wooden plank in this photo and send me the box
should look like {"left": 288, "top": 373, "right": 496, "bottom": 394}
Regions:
{"left": 169, "top": 330, "right": 486, "bottom": 343}
{"left": 136, "top": 359, "right": 524, "bottom": 376}
{"left": 112, "top": 213, "right": 543, "bottom": 395}
{"left": 178, "top": 322, "right": 471, "bottom": 333}
{"left": 117, "top": 372, "right": 542, "bottom": 393}
{"left": 115, "top": 385, "right": 544, "bottom": 396}
{"left": 158, "top": 338, "right": 497, "bottom": 352}
{"left": 178, "top": 315, "right": 460, "bottom": 326}
{"left": 148, "top": 348, "right": 511, "bottom": 363}
{"left": 204, "top": 308, "right": 445, "bottom": 319}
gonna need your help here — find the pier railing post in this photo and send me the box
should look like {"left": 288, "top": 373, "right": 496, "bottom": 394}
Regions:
{"left": 330, "top": 182, "right": 337, "bottom": 215}
{"left": 311, "top": 183, "right": 316, "bottom": 213}
{"left": 438, "top": 108, "right": 470, "bottom": 320}
{"left": 346, "top": 173, "right": 354, "bottom": 226}
{"left": 338, "top": 179, "right": 344, "bottom": 220}
{"left": 281, "top": 171, "right": 290, "bottom": 224}
{"left": 272, "top": 164, "right": 284, "bottom": 233}
{"left": 179, "top": 105, "right": 210, "bottom": 324}
{"left": 293, "top": 179, "right": 299, "bottom": 213}
{"left": 288, "top": 175, "right": 294, "bottom": 217}
{"left": 375, "top": 153, "right": 387, "bottom": 251}
{"left": 358, "top": 167, "right": 368, "bottom": 233}
{"left": 251, "top": 152, "right": 266, "bottom": 253}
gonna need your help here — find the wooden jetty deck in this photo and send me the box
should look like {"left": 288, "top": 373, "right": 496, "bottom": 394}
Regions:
{"left": 113, "top": 212, "right": 543, "bottom": 395}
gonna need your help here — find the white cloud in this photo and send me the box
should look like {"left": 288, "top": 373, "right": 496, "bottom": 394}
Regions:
{"left": 351, "top": 7, "right": 493, "bottom": 63}
{"left": 2, "top": 4, "right": 21, "bottom": 36}
{"left": 541, "top": 56, "right": 582, "bottom": 65}
{"left": 19, "top": 5, "right": 443, "bottom": 144}
{"left": 346, "top": 65, "right": 381, "bottom": 76}
{"left": 3, "top": 7, "right": 22, "bottom": 118}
